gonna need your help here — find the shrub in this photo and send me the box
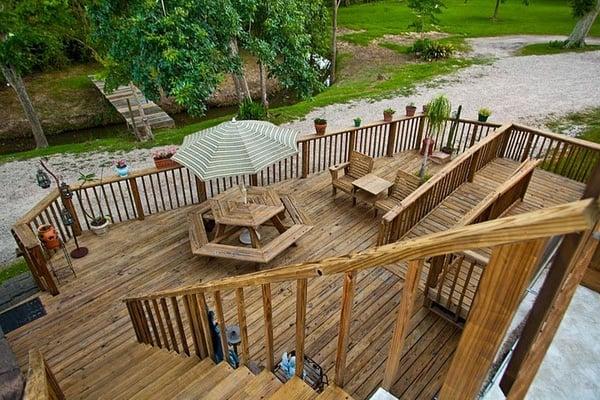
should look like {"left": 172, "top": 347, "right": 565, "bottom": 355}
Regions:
{"left": 237, "top": 98, "right": 267, "bottom": 120}
{"left": 384, "top": 108, "right": 396, "bottom": 115}
{"left": 314, "top": 118, "right": 327, "bottom": 124}
{"left": 479, "top": 108, "right": 492, "bottom": 117}
{"left": 409, "top": 39, "right": 454, "bottom": 61}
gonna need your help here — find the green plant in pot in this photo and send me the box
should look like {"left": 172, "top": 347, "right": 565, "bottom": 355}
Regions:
{"left": 441, "top": 105, "right": 462, "bottom": 155}
{"left": 478, "top": 108, "right": 492, "bottom": 122}
{"left": 78, "top": 169, "right": 111, "bottom": 236}
{"left": 314, "top": 118, "right": 327, "bottom": 135}
{"left": 353, "top": 117, "right": 362, "bottom": 127}
{"left": 420, "top": 94, "right": 451, "bottom": 180}
{"left": 383, "top": 108, "right": 396, "bottom": 122}
{"left": 406, "top": 102, "right": 417, "bottom": 117}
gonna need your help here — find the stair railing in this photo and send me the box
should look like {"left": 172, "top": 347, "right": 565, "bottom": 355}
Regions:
{"left": 23, "top": 349, "right": 65, "bottom": 400}
{"left": 123, "top": 198, "right": 598, "bottom": 392}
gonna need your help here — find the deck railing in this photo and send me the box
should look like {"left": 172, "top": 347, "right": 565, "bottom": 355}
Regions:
{"left": 12, "top": 116, "right": 600, "bottom": 296}
{"left": 23, "top": 349, "right": 65, "bottom": 400}
{"left": 122, "top": 199, "right": 598, "bottom": 396}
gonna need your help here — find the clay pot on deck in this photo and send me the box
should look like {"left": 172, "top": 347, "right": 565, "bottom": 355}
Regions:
{"left": 90, "top": 217, "right": 110, "bottom": 236}
{"left": 478, "top": 114, "right": 489, "bottom": 122}
{"left": 37, "top": 224, "right": 61, "bottom": 249}
{"left": 154, "top": 157, "right": 180, "bottom": 170}
{"left": 420, "top": 137, "right": 435, "bottom": 156}
{"left": 405, "top": 105, "right": 417, "bottom": 117}
{"left": 383, "top": 111, "right": 395, "bottom": 122}
{"left": 314, "top": 122, "right": 327, "bottom": 135}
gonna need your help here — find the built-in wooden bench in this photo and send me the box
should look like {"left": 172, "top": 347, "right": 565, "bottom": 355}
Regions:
{"left": 425, "top": 158, "right": 542, "bottom": 325}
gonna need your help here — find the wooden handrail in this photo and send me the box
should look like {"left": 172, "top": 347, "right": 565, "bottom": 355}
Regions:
{"left": 17, "top": 189, "right": 60, "bottom": 225}
{"left": 24, "top": 349, "right": 65, "bottom": 400}
{"left": 124, "top": 198, "right": 598, "bottom": 302}
{"left": 512, "top": 123, "right": 600, "bottom": 152}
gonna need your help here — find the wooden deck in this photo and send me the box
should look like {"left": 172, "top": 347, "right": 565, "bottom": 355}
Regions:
{"left": 6, "top": 150, "right": 584, "bottom": 400}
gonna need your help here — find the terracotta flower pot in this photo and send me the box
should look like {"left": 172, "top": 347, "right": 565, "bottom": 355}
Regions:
{"left": 420, "top": 137, "right": 435, "bottom": 156}
{"left": 405, "top": 106, "right": 417, "bottom": 117}
{"left": 315, "top": 123, "right": 327, "bottom": 135}
{"left": 37, "top": 224, "right": 60, "bottom": 249}
{"left": 383, "top": 112, "right": 394, "bottom": 122}
{"left": 154, "top": 158, "right": 179, "bottom": 170}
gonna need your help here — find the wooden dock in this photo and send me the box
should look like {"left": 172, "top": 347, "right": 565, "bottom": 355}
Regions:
{"left": 90, "top": 77, "right": 175, "bottom": 138}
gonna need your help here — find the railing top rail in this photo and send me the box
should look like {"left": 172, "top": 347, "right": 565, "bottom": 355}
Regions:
{"left": 381, "top": 123, "right": 513, "bottom": 223}
{"left": 124, "top": 198, "right": 598, "bottom": 302}
{"left": 512, "top": 123, "right": 600, "bottom": 152}
{"left": 17, "top": 189, "right": 60, "bottom": 225}
{"left": 24, "top": 349, "right": 49, "bottom": 400}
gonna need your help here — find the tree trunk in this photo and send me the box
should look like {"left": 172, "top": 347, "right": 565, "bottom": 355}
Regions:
{"left": 0, "top": 63, "right": 49, "bottom": 148}
{"left": 492, "top": 0, "right": 501, "bottom": 19}
{"left": 229, "top": 39, "right": 251, "bottom": 101}
{"left": 565, "top": 0, "right": 600, "bottom": 48}
{"left": 258, "top": 61, "right": 269, "bottom": 109}
{"left": 330, "top": 0, "right": 339, "bottom": 84}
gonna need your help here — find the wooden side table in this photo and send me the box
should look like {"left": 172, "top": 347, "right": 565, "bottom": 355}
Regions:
{"left": 352, "top": 174, "right": 393, "bottom": 208}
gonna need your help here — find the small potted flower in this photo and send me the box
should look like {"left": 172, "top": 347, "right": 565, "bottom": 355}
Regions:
{"left": 383, "top": 108, "right": 396, "bottom": 122}
{"left": 152, "top": 147, "right": 179, "bottom": 169}
{"left": 353, "top": 117, "right": 362, "bottom": 127}
{"left": 405, "top": 102, "right": 417, "bottom": 117}
{"left": 314, "top": 118, "right": 327, "bottom": 135}
{"left": 478, "top": 108, "right": 492, "bottom": 122}
{"left": 90, "top": 215, "right": 110, "bottom": 236}
{"left": 423, "top": 103, "right": 430, "bottom": 113}
{"left": 115, "top": 159, "right": 129, "bottom": 177}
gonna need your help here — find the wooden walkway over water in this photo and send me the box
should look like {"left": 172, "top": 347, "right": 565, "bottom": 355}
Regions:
{"left": 7, "top": 150, "right": 584, "bottom": 399}
{"left": 90, "top": 78, "right": 175, "bottom": 137}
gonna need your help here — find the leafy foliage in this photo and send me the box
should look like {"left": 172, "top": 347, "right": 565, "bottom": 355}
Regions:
{"left": 426, "top": 94, "right": 451, "bottom": 135}
{"left": 569, "top": 0, "right": 597, "bottom": 17}
{"left": 409, "top": 39, "right": 454, "bottom": 61}
{"left": 407, "top": 0, "right": 445, "bottom": 32}
{"left": 237, "top": 98, "right": 268, "bottom": 120}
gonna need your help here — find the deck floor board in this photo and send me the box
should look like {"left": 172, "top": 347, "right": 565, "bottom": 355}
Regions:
{"left": 7, "top": 151, "right": 584, "bottom": 400}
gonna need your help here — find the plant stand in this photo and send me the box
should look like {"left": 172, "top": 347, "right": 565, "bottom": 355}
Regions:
{"left": 43, "top": 240, "right": 76, "bottom": 284}
{"left": 273, "top": 350, "right": 328, "bottom": 393}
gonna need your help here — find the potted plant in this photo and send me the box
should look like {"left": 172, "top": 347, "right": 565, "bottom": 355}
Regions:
{"left": 419, "top": 94, "right": 451, "bottom": 180}
{"left": 152, "top": 147, "right": 179, "bottom": 169}
{"left": 353, "top": 117, "right": 362, "bottom": 127}
{"left": 77, "top": 169, "right": 111, "bottom": 236}
{"left": 115, "top": 159, "right": 129, "bottom": 177}
{"left": 422, "top": 103, "right": 430, "bottom": 113}
{"left": 441, "top": 105, "right": 462, "bottom": 155}
{"left": 37, "top": 224, "right": 61, "bottom": 249}
{"left": 383, "top": 108, "right": 396, "bottom": 122}
{"left": 314, "top": 118, "right": 327, "bottom": 135}
{"left": 478, "top": 108, "right": 492, "bottom": 122}
{"left": 406, "top": 102, "right": 417, "bottom": 117}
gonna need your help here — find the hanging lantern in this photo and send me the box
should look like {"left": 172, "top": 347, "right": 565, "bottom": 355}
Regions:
{"left": 60, "top": 207, "right": 74, "bottom": 226}
{"left": 59, "top": 182, "right": 73, "bottom": 199}
{"left": 36, "top": 169, "right": 51, "bottom": 189}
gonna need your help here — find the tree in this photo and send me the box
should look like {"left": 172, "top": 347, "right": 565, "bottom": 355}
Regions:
{"left": 331, "top": 0, "right": 341, "bottom": 84}
{"left": 0, "top": 0, "right": 77, "bottom": 148}
{"left": 490, "top": 0, "right": 529, "bottom": 20}
{"left": 89, "top": 0, "right": 243, "bottom": 116}
{"left": 565, "top": 0, "right": 600, "bottom": 48}
{"left": 407, "top": 0, "right": 445, "bottom": 34}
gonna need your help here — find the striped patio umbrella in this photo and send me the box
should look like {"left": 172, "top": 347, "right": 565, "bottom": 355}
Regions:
{"left": 172, "top": 119, "right": 299, "bottom": 180}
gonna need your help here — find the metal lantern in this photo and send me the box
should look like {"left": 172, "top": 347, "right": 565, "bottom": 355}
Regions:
{"left": 60, "top": 207, "right": 88, "bottom": 259}
{"left": 60, "top": 207, "right": 74, "bottom": 226}
{"left": 36, "top": 169, "right": 51, "bottom": 189}
{"left": 59, "top": 182, "right": 73, "bottom": 199}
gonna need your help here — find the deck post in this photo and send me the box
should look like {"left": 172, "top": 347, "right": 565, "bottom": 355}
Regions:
{"left": 415, "top": 115, "right": 426, "bottom": 150}
{"left": 334, "top": 271, "right": 356, "bottom": 387}
{"left": 386, "top": 121, "right": 399, "bottom": 157}
{"left": 301, "top": 142, "right": 310, "bottom": 178}
{"left": 439, "top": 239, "right": 547, "bottom": 399}
{"left": 295, "top": 278, "right": 308, "bottom": 377}
{"left": 348, "top": 130, "right": 357, "bottom": 159}
{"left": 60, "top": 188, "right": 82, "bottom": 236}
{"left": 128, "top": 178, "right": 145, "bottom": 220}
{"left": 30, "top": 245, "right": 59, "bottom": 296}
{"left": 250, "top": 173, "right": 259, "bottom": 186}
{"left": 469, "top": 124, "right": 480, "bottom": 148}
{"left": 195, "top": 177, "right": 207, "bottom": 202}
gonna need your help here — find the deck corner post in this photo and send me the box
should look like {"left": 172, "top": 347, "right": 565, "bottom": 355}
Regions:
{"left": 301, "top": 142, "right": 310, "bottom": 179}
{"left": 31, "top": 245, "right": 59, "bottom": 296}
{"left": 195, "top": 176, "right": 207, "bottom": 202}
{"left": 128, "top": 177, "right": 145, "bottom": 220}
{"left": 348, "top": 130, "right": 357, "bottom": 159}
{"left": 386, "top": 121, "right": 399, "bottom": 157}
{"left": 469, "top": 124, "right": 480, "bottom": 148}
{"left": 415, "top": 115, "right": 426, "bottom": 150}
{"left": 250, "top": 173, "right": 259, "bottom": 186}
{"left": 334, "top": 271, "right": 356, "bottom": 387}
{"left": 60, "top": 187, "right": 82, "bottom": 236}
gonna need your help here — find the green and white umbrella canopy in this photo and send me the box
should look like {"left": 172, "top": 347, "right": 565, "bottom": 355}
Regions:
{"left": 172, "top": 120, "right": 299, "bottom": 180}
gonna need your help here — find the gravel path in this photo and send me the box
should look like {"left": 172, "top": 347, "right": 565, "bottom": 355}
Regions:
{"left": 2, "top": 35, "right": 600, "bottom": 266}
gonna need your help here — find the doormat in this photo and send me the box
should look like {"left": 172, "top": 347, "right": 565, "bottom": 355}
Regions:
{"left": 0, "top": 297, "right": 46, "bottom": 334}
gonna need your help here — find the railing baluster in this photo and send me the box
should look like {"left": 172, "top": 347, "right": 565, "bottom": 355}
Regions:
{"left": 152, "top": 299, "right": 169, "bottom": 350}
{"left": 236, "top": 288, "right": 250, "bottom": 366}
{"left": 262, "top": 283, "right": 275, "bottom": 371}
{"left": 382, "top": 259, "right": 424, "bottom": 390}
{"left": 196, "top": 293, "right": 215, "bottom": 360}
{"left": 295, "top": 278, "right": 308, "bottom": 377}
{"left": 183, "top": 294, "right": 204, "bottom": 358}
{"left": 161, "top": 298, "right": 179, "bottom": 353}
{"left": 213, "top": 291, "right": 229, "bottom": 362}
{"left": 126, "top": 301, "right": 143, "bottom": 342}
{"left": 171, "top": 297, "right": 189, "bottom": 355}
{"left": 334, "top": 271, "right": 356, "bottom": 387}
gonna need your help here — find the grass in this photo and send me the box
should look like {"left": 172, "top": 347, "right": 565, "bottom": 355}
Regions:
{"left": 338, "top": 0, "right": 600, "bottom": 45}
{"left": 519, "top": 42, "right": 600, "bottom": 56}
{"left": 0, "top": 258, "right": 29, "bottom": 285}
{"left": 547, "top": 108, "right": 600, "bottom": 143}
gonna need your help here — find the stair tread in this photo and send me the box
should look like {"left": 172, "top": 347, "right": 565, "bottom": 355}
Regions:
{"left": 202, "top": 365, "right": 255, "bottom": 400}
{"left": 316, "top": 385, "right": 355, "bottom": 400}
{"left": 229, "top": 370, "right": 283, "bottom": 400}
{"left": 268, "top": 376, "right": 317, "bottom": 400}
{"left": 173, "top": 361, "right": 234, "bottom": 399}
{"left": 150, "top": 358, "right": 215, "bottom": 399}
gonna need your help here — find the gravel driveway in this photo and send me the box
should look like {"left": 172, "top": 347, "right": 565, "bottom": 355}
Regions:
{"left": 1, "top": 35, "right": 600, "bottom": 266}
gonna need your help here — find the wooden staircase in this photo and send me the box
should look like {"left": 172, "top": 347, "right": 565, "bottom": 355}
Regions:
{"left": 58, "top": 341, "right": 353, "bottom": 400}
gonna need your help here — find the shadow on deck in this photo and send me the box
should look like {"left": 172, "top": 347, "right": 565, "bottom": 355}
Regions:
{"left": 7, "top": 150, "right": 584, "bottom": 399}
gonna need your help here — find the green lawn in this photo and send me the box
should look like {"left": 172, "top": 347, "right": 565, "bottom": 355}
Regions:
{"left": 0, "top": 258, "right": 29, "bottom": 285}
{"left": 519, "top": 42, "right": 600, "bottom": 56}
{"left": 338, "top": 0, "right": 600, "bottom": 45}
{"left": 547, "top": 108, "right": 600, "bottom": 144}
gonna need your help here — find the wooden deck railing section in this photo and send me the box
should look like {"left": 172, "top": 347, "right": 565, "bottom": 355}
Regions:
{"left": 23, "top": 349, "right": 65, "bottom": 400}
{"left": 122, "top": 199, "right": 599, "bottom": 397}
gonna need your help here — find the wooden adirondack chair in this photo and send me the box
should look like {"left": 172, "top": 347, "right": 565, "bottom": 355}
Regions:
{"left": 329, "top": 151, "right": 374, "bottom": 199}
